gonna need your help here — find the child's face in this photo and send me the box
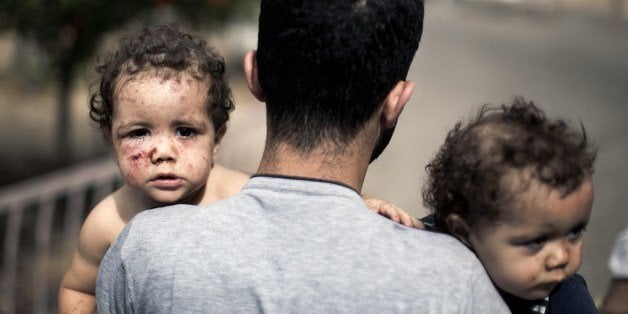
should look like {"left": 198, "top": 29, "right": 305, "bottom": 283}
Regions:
{"left": 467, "top": 178, "right": 593, "bottom": 300}
{"left": 110, "top": 72, "right": 218, "bottom": 206}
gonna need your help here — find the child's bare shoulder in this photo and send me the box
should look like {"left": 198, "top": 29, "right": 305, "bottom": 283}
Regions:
{"left": 205, "top": 164, "right": 251, "bottom": 201}
{"left": 213, "top": 163, "right": 250, "bottom": 182}
{"left": 81, "top": 185, "right": 143, "bottom": 248}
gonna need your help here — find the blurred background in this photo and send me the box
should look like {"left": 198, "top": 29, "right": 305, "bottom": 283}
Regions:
{"left": 1, "top": 0, "right": 627, "bottom": 311}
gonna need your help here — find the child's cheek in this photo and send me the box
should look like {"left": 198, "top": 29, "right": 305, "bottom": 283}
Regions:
{"left": 189, "top": 145, "right": 210, "bottom": 167}
{"left": 119, "top": 142, "right": 152, "bottom": 184}
{"left": 567, "top": 245, "right": 584, "bottom": 273}
{"left": 179, "top": 141, "right": 211, "bottom": 171}
{"left": 497, "top": 255, "right": 537, "bottom": 285}
{"left": 524, "top": 268, "right": 540, "bottom": 283}
{"left": 187, "top": 154, "right": 211, "bottom": 174}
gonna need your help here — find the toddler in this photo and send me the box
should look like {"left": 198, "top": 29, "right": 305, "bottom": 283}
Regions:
{"left": 57, "top": 24, "right": 250, "bottom": 312}
{"left": 422, "top": 98, "right": 598, "bottom": 313}
{"left": 59, "top": 24, "right": 417, "bottom": 312}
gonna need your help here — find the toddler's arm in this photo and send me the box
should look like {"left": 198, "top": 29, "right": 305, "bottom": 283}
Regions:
{"left": 58, "top": 198, "right": 122, "bottom": 313}
{"left": 363, "top": 195, "right": 424, "bottom": 229}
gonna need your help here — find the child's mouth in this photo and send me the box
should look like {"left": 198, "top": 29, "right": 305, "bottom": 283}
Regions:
{"left": 151, "top": 175, "right": 183, "bottom": 189}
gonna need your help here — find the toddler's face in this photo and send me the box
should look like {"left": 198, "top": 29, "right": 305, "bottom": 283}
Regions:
{"left": 110, "top": 72, "right": 218, "bottom": 206}
{"left": 468, "top": 178, "right": 593, "bottom": 300}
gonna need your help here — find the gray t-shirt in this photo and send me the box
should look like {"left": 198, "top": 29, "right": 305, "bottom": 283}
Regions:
{"left": 97, "top": 176, "right": 508, "bottom": 313}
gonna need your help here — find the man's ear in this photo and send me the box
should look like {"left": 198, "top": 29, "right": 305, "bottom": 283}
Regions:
{"left": 381, "top": 80, "right": 415, "bottom": 128}
{"left": 243, "top": 50, "right": 266, "bottom": 102}
{"left": 445, "top": 214, "right": 473, "bottom": 248}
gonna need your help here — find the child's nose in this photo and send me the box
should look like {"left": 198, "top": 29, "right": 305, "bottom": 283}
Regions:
{"left": 546, "top": 241, "right": 570, "bottom": 271}
{"left": 149, "top": 135, "right": 177, "bottom": 164}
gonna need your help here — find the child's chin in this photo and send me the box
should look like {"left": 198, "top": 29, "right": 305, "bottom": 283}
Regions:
{"left": 519, "top": 284, "right": 555, "bottom": 300}
{"left": 150, "top": 193, "right": 185, "bottom": 206}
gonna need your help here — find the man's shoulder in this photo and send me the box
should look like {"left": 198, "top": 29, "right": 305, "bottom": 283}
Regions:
{"left": 122, "top": 193, "right": 251, "bottom": 239}
{"left": 131, "top": 203, "right": 196, "bottom": 227}
{"left": 386, "top": 226, "right": 484, "bottom": 270}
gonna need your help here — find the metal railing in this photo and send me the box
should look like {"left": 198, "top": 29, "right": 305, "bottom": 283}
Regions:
{"left": 0, "top": 156, "right": 121, "bottom": 313}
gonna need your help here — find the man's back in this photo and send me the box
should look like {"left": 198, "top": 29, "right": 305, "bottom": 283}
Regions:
{"left": 97, "top": 176, "right": 508, "bottom": 312}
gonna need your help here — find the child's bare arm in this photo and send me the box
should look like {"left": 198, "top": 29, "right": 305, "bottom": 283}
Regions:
{"left": 59, "top": 251, "right": 99, "bottom": 313}
{"left": 363, "top": 195, "right": 424, "bottom": 229}
{"left": 58, "top": 197, "right": 124, "bottom": 313}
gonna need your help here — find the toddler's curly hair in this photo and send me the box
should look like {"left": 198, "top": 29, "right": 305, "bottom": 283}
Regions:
{"left": 423, "top": 97, "right": 597, "bottom": 232}
{"left": 89, "top": 24, "right": 234, "bottom": 139}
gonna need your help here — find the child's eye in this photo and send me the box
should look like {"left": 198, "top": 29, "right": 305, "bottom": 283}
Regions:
{"left": 566, "top": 225, "right": 587, "bottom": 241}
{"left": 522, "top": 237, "right": 547, "bottom": 251}
{"left": 127, "top": 129, "right": 149, "bottom": 138}
{"left": 176, "top": 127, "right": 196, "bottom": 138}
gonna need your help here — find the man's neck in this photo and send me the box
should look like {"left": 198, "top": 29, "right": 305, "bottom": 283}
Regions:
{"left": 256, "top": 143, "right": 370, "bottom": 192}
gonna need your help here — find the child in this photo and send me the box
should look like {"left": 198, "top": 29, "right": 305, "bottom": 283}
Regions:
{"left": 422, "top": 98, "right": 598, "bottom": 313}
{"left": 57, "top": 24, "right": 250, "bottom": 312}
{"left": 58, "top": 24, "right": 418, "bottom": 312}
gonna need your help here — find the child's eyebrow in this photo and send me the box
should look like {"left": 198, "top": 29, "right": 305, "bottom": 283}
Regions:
{"left": 569, "top": 219, "right": 590, "bottom": 232}
{"left": 507, "top": 219, "right": 587, "bottom": 242}
{"left": 172, "top": 118, "right": 209, "bottom": 130}
{"left": 115, "top": 120, "right": 150, "bottom": 131}
{"left": 552, "top": 215, "right": 590, "bottom": 232}
{"left": 508, "top": 231, "right": 549, "bottom": 243}
{"left": 538, "top": 218, "right": 590, "bottom": 239}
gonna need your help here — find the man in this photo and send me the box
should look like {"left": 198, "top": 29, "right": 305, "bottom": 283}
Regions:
{"left": 96, "top": 0, "right": 509, "bottom": 312}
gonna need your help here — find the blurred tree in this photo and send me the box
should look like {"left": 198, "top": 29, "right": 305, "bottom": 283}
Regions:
{"left": 0, "top": 0, "right": 256, "bottom": 165}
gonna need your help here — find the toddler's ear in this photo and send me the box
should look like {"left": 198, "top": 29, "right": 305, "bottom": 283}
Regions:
{"left": 446, "top": 214, "right": 473, "bottom": 248}
{"left": 213, "top": 125, "right": 227, "bottom": 156}
{"left": 104, "top": 130, "right": 113, "bottom": 144}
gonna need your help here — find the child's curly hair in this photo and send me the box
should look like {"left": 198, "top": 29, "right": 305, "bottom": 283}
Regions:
{"left": 89, "top": 24, "right": 234, "bottom": 140}
{"left": 422, "top": 97, "right": 597, "bottom": 232}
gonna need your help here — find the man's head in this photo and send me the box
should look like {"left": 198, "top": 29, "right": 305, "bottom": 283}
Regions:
{"left": 249, "top": 0, "right": 424, "bottom": 155}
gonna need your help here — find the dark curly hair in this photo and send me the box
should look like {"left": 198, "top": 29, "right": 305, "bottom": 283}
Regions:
{"left": 257, "top": 0, "right": 423, "bottom": 152}
{"left": 422, "top": 97, "right": 597, "bottom": 232}
{"left": 89, "top": 24, "right": 234, "bottom": 140}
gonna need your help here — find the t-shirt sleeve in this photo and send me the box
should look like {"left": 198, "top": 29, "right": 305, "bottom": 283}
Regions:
{"left": 96, "top": 224, "right": 133, "bottom": 313}
{"left": 463, "top": 268, "right": 511, "bottom": 313}
{"left": 609, "top": 228, "right": 628, "bottom": 278}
